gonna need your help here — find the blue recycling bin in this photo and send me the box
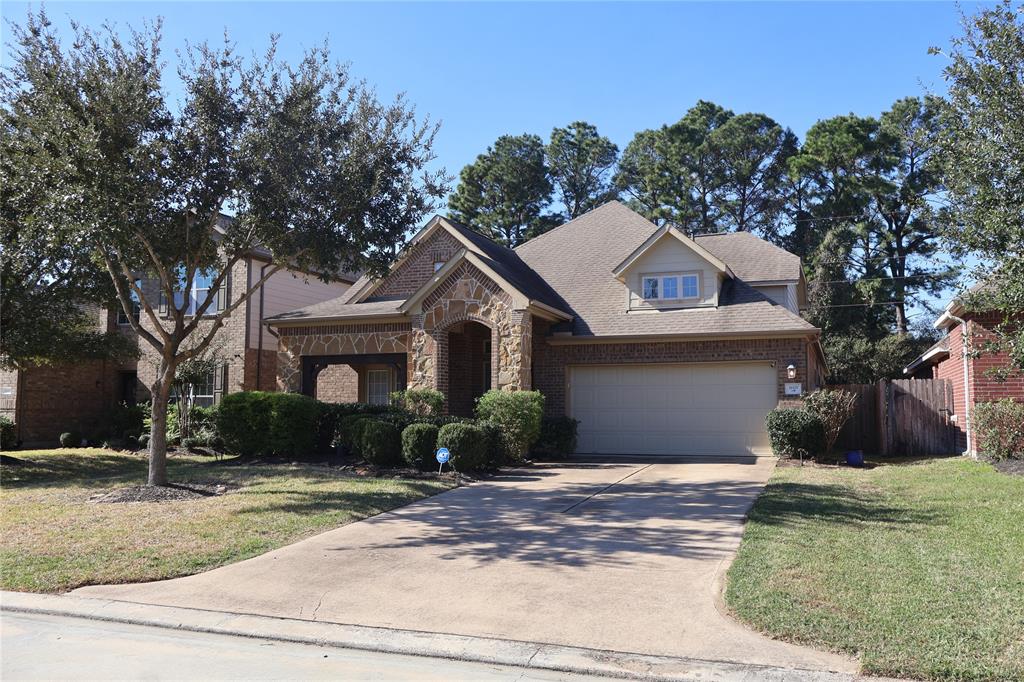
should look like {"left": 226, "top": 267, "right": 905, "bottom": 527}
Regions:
{"left": 846, "top": 450, "right": 864, "bottom": 467}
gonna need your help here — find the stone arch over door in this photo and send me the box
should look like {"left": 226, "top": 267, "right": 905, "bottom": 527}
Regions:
{"left": 433, "top": 314, "right": 498, "bottom": 414}
{"left": 407, "top": 263, "right": 532, "bottom": 402}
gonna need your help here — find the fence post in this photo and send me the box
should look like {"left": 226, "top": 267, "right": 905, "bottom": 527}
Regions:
{"left": 876, "top": 379, "right": 889, "bottom": 456}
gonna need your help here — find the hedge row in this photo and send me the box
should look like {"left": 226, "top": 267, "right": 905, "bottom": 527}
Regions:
{"left": 215, "top": 389, "right": 578, "bottom": 469}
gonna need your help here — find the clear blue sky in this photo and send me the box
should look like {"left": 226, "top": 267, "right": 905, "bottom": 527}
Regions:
{"left": 2, "top": 2, "right": 979, "bottom": 319}
{"left": 2, "top": 1, "right": 975, "bottom": 184}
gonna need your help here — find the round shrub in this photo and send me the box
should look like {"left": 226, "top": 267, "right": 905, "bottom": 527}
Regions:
{"left": 474, "top": 389, "right": 544, "bottom": 460}
{"left": 437, "top": 422, "right": 488, "bottom": 471}
{"left": 402, "top": 423, "right": 440, "bottom": 470}
{"left": 138, "top": 433, "right": 150, "bottom": 450}
{"left": 534, "top": 417, "right": 579, "bottom": 459}
{"left": 765, "top": 409, "right": 826, "bottom": 463}
{"left": 0, "top": 416, "right": 16, "bottom": 450}
{"left": 59, "top": 431, "right": 81, "bottom": 448}
{"left": 972, "top": 398, "right": 1024, "bottom": 461}
{"left": 476, "top": 420, "right": 508, "bottom": 467}
{"left": 360, "top": 420, "right": 402, "bottom": 467}
{"left": 339, "top": 415, "right": 376, "bottom": 455}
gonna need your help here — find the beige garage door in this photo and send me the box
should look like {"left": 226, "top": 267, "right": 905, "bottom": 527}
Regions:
{"left": 570, "top": 363, "right": 778, "bottom": 456}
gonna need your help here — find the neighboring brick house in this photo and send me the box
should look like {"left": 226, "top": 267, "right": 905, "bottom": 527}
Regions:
{"left": 903, "top": 286, "right": 1023, "bottom": 454}
{"left": 268, "top": 202, "right": 826, "bottom": 457}
{"left": 1, "top": 255, "right": 354, "bottom": 446}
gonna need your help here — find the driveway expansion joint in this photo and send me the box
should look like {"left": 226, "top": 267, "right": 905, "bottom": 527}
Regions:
{"left": 2, "top": 592, "right": 863, "bottom": 682}
{"left": 559, "top": 464, "right": 652, "bottom": 514}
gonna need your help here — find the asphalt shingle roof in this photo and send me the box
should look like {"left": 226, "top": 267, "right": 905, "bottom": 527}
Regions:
{"left": 514, "top": 201, "right": 816, "bottom": 338}
{"left": 270, "top": 201, "right": 817, "bottom": 337}
{"left": 694, "top": 231, "right": 802, "bottom": 282}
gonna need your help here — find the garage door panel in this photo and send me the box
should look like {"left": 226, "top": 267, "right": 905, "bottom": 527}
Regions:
{"left": 570, "top": 363, "right": 777, "bottom": 457}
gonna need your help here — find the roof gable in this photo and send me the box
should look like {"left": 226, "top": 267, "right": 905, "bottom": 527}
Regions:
{"left": 398, "top": 248, "right": 571, "bottom": 321}
{"left": 612, "top": 224, "right": 732, "bottom": 280}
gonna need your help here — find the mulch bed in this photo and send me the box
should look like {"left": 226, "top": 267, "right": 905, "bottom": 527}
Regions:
{"left": 89, "top": 482, "right": 234, "bottom": 504}
{"left": 212, "top": 455, "right": 476, "bottom": 484}
{"left": 993, "top": 459, "right": 1024, "bottom": 477}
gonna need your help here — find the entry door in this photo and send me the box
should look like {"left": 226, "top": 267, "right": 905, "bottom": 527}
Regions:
{"left": 569, "top": 363, "right": 778, "bottom": 456}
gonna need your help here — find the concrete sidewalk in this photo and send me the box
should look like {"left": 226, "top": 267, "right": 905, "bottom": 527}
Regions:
{"left": 72, "top": 460, "right": 855, "bottom": 673}
{"left": 1, "top": 592, "right": 863, "bottom": 682}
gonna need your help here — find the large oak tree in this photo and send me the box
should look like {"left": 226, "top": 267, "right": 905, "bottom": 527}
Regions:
{"left": 2, "top": 12, "right": 447, "bottom": 484}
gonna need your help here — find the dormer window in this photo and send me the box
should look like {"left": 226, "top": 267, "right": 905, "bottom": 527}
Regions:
{"left": 641, "top": 273, "right": 700, "bottom": 301}
{"left": 643, "top": 277, "right": 659, "bottom": 300}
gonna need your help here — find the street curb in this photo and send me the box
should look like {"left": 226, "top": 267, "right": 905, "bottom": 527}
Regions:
{"left": 2, "top": 591, "right": 859, "bottom": 682}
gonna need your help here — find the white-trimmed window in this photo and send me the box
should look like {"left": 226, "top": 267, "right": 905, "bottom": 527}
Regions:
{"left": 641, "top": 273, "right": 701, "bottom": 302}
{"left": 190, "top": 369, "right": 216, "bottom": 408}
{"left": 367, "top": 369, "right": 392, "bottom": 406}
{"left": 642, "top": 277, "right": 659, "bottom": 300}
{"left": 189, "top": 271, "right": 216, "bottom": 315}
{"left": 681, "top": 273, "right": 699, "bottom": 298}
{"left": 118, "top": 281, "right": 142, "bottom": 325}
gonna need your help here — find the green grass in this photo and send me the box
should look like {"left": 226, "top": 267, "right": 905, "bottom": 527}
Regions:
{"left": 0, "top": 449, "right": 453, "bottom": 593}
{"left": 725, "top": 457, "right": 1024, "bottom": 682}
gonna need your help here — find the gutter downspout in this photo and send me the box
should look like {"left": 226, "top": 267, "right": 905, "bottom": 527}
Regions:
{"left": 949, "top": 314, "right": 972, "bottom": 456}
{"left": 255, "top": 263, "right": 271, "bottom": 391}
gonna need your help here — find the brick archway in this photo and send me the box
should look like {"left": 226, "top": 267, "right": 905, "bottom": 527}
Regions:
{"left": 407, "top": 264, "right": 532, "bottom": 399}
{"left": 433, "top": 315, "right": 498, "bottom": 415}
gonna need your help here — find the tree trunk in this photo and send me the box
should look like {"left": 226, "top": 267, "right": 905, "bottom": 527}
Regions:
{"left": 148, "top": 362, "right": 175, "bottom": 486}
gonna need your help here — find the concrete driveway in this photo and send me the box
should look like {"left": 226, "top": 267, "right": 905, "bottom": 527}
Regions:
{"left": 74, "top": 459, "right": 854, "bottom": 672}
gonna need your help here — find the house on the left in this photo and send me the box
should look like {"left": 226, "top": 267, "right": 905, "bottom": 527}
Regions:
{"left": 0, "top": 255, "right": 357, "bottom": 447}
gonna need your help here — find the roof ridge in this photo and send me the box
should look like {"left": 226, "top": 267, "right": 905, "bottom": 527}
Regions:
{"left": 514, "top": 200, "right": 635, "bottom": 252}
{"left": 443, "top": 215, "right": 519, "bottom": 256}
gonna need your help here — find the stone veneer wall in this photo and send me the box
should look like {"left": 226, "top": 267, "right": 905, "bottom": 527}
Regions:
{"left": 407, "top": 262, "right": 532, "bottom": 396}
{"left": 276, "top": 322, "right": 411, "bottom": 393}
{"left": 531, "top": 317, "right": 812, "bottom": 417}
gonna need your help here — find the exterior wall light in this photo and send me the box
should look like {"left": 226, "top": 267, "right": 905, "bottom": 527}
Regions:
{"left": 786, "top": 364, "right": 797, "bottom": 380}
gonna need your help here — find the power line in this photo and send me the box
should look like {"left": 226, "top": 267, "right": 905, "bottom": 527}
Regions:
{"left": 811, "top": 273, "right": 955, "bottom": 285}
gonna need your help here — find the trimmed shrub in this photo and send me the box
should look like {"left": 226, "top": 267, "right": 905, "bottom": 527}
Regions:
{"left": 765, "top": 409, "right": 826, "bottom": 463}
{"left": 476, "top": 420, "right": 508, "bottom": 467}
{"left": 105, "top": 402, "right": 146, "bottom": 440}
{"left": 216, "top": 391, "right": 320, "bottom": 459}
{"left": 317, "top": 402, "right": 397, "bottom": 452}
{"left": 437, "top": 422, "right": 488, "bottom": 471}
{"left": 360, "top": 420, "right": 403, "bottom": 467}
{"left": 803, "top": 389, "right": 858, "bottom": 455}
{"left": 972, "top": 399, "right": 1024, "bottom": 461}
{"left": 402, "top": 423, "right": 440, "bottom": 470}
{"left": 474, "top": 390, "right": 545, "bottom": 459}
{"left": 215, "top": 392, "right": 271, "bottom": 456}
{"left": 138, "top": 433, "right": 150, "bottom": 450}
{"left": 0, "top": 416, "right": 15, "bottom": 450}
{"left": 338, "top": 414, "right": 376, "bottom": 455}
{"left": 534, "top": 417, "right": 579, "bottom": 459}
{"left": 391, "top": 388, "right": 445, "bottom": 417}
{"left": 59, "top": 431, "right": 82, "bottom": 448}
{"left": 264, "top": 393, "right": 320, "bottom": 458}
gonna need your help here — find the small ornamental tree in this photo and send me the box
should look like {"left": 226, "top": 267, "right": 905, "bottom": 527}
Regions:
{"left": 2, "top": 12, "right": 447, "bottom": 485}
{"left": 803, "top": 389, "right": 858, "bottom": 455}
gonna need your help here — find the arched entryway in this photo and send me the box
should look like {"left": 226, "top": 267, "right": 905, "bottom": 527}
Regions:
{"left": 444, "top": 320, "right": 495, "bottom": 416}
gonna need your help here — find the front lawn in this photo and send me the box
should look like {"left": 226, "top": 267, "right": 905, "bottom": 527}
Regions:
{"left": 726, "top": 457, "right": 1024, "bottom": 682}
{"left": 0, "top": 449, "right": 454, "bottom": 593}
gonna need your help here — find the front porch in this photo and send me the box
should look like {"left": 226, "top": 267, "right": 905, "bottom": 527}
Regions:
{"left": 274, "top": 262, "right": 543, "bottom": 416}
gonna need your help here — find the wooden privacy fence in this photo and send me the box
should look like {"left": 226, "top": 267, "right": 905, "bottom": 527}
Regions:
{"left": 832, "top": 379, "right": 956, "bottom": 456}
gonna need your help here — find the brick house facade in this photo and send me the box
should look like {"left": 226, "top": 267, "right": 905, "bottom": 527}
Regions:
{"left": 904, "top": 298, "right": 1023, "bottom": 454}
{"left": 269, "top": 203, "right": 826, "bottom": 457}
{"left": 2, "top": 258, "right": 353, "bottom": 447}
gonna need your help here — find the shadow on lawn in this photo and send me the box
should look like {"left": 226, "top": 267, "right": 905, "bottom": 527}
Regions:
{"left": 748, "top": 481, "right": 945, "bottom": 527}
